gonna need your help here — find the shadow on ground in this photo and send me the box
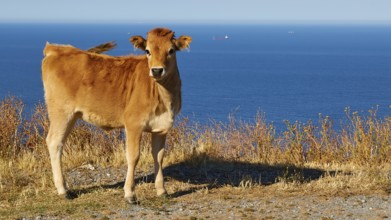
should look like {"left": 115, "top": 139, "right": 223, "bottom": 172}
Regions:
{"left": 69, "top": 155, "right": 330, "bottom": 199}
{"left": 162, "top": 156, "right": 328, "bottom": 197}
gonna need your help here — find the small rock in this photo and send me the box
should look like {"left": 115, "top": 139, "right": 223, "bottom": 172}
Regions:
{"left": 79, "top": 163, "right": 95, "bottom": 170}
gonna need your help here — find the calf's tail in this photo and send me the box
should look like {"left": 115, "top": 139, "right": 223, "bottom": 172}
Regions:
{"left": 86, "top": 41, "right": 117, "bottom": 54}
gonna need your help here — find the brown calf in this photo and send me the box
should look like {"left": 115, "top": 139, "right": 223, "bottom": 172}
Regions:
{"left": 41, "top": 28, "right": 192, "bottom": 203}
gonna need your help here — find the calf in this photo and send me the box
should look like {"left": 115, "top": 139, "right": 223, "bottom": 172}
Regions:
{"left": 41, "top": 28, "right": 192, "bottom": 203}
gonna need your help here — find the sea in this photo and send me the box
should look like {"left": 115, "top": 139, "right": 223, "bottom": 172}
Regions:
{"left": 1, "top": 23, "right": 391, "bottom": 129}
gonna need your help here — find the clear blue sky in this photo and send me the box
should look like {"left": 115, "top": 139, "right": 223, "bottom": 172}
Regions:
{"left": 1, "top": 0, "right": 391, "bottom": 24}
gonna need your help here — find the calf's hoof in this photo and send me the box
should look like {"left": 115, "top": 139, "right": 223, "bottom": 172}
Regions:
{"left": 125, "top": 195, "right": 138, "bottom": 205}
{"left": 158, "top": 192, "right": 170, "bottom": 199}
{"left": 59, "top": 191, "right": 77, "bottom": 200}
{"left": 157, "top": 189, "right": 168, "bottom": 197}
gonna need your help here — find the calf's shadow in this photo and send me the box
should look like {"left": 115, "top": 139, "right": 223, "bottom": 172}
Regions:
{"left": 72, "top": 155, "right": 329, "bottom": 199}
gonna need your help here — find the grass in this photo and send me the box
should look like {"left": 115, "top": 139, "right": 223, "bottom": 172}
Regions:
{"left": 0, "top": 96, "right": 390, "bottom": 219}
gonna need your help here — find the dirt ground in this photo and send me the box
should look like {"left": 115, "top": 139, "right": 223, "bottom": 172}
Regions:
{"left": 28, "top": 163, "right": 387, "bottom": 220}
{"left": 102, "top": 190, "right": 390, "bottom": 220}
{"left": 5, "top": 160, "right": 389, "bottom": 220}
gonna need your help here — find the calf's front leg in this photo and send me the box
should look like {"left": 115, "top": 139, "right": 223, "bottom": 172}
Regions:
{"left": 152, "top": 133, "right": 167, "bottom": 196}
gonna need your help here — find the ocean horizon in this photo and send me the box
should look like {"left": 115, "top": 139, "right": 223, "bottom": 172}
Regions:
{"left": 1, "top": 23, "right": 391, "bottom": 129}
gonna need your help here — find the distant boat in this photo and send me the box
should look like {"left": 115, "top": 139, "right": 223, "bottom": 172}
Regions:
{"left": 288, "top": 31, "right": 295, "bottom": 34}
{"left": 213, "top": 34, "right": 229, "bottom": 40}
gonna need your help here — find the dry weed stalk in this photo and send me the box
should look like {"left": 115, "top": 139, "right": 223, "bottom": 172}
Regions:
{"left": 0, "top": 96, "right": 390, "bottom": 194}
{"left": 0, "top": 97, "right": 25, "bottom": 158}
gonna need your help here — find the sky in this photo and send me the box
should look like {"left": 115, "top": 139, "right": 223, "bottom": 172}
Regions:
{"left": 1, "top": 0, "right": 391, "bottom": 24}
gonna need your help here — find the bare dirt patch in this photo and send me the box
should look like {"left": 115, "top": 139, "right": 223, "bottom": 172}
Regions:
{"left": 7, "top": 161, "right": 388, "bottom": 220}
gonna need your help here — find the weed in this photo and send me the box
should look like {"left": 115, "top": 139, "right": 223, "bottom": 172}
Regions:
{"left": 0, "top": 96, "right": 390, "bottom": 218}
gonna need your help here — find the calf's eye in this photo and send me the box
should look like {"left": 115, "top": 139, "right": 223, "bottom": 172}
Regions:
{"left": 145, "top": 49, "right": 151, "bottom": 56}
{"left": 168, "top": 48, "right": 175, "bottom": 55}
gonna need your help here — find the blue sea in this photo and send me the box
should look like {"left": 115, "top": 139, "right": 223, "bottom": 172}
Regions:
{"left": 1, "top": 23, "right": 391, "bottom": 128}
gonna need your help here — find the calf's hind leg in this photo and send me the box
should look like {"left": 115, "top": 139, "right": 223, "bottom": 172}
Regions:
{"left": 46, "top": 111, "right": 77, "bottom": 197}
{"left": 123, "top": 126, "right": 142, "bottom": 204}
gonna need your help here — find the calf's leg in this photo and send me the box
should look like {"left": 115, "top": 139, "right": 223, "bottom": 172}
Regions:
{"left": 152, "top": 133, "right": 167, "bottom": 196}
{"left": 123, "top": 127, "right": 142, "bottom": 204}
{"left": 46, "top": 111, "right": 76, "bottom": 197}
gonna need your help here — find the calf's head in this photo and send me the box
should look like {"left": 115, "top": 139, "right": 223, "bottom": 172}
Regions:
{"left": 130, "top": 28, "right": 192, "bottom": 80}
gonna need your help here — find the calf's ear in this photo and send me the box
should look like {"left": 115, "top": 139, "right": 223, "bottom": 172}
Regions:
{"left": 130, "top": 36, "right": 146, "bottom": 51}
{"left": 175, "top": 36, "right": 192, "bottom": 51}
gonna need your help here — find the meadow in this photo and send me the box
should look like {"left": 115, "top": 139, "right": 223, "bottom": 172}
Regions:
{"left": 0, "top": 96, "right": 390, "bottom": 219}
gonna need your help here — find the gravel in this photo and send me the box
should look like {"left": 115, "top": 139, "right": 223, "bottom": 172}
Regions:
{"left": 60, "top": 164, "right": 391, "bottom": 220}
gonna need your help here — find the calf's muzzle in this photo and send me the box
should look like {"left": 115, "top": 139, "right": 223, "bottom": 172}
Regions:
{"left": 151, "top": 68, "right": 164, "bottom": 78}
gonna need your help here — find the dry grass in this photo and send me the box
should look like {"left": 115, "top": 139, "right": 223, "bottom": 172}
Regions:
{"left": 0, "top": 96, "right": 390, "bottom": 218}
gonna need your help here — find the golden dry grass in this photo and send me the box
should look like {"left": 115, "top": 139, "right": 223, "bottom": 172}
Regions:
{"left": 0, "top": 96, "right": 390, "bottom": 219}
